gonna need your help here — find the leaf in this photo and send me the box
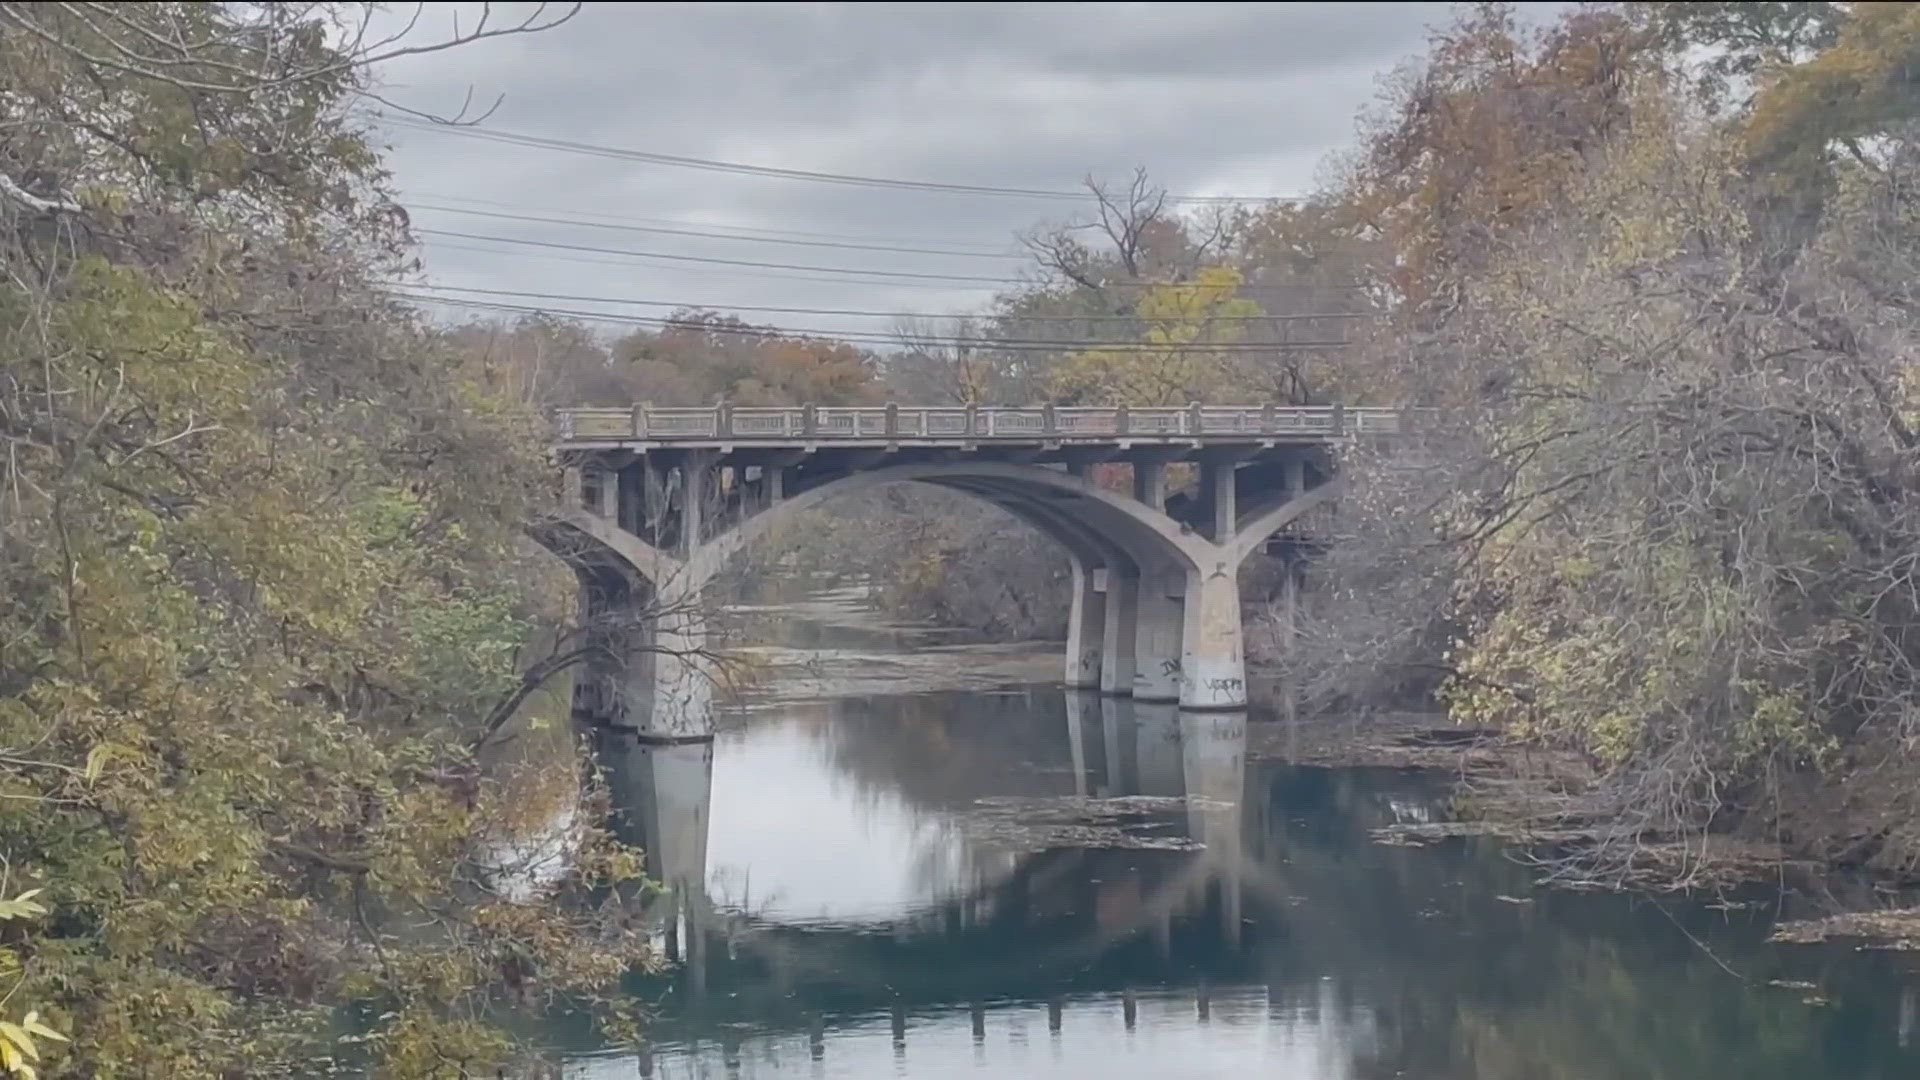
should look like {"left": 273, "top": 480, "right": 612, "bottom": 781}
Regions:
{"left": 20, "top": 1014, "right": 64, "bottom": 1044}
{"left": 0, "top": 892, "right": 47, "bottom": 921}
{"left": 0, "top": 1021, "right": 39, "bottom": 1061}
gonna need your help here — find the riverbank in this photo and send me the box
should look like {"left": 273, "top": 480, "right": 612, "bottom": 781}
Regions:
{"left": 1243, "top": 698, "right": 1920, "bottom": 950}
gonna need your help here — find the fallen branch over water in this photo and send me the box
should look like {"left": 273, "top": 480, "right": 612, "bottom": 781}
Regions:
{"left": 1770, "top": 907, "right": 1920, "bottom": 949}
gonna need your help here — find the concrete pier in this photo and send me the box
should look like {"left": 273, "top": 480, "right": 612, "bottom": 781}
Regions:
{"left": 1133, "top": 567, "right": 1186, "bottom": 703}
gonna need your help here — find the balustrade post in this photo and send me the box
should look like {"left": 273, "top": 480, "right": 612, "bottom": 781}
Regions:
{"left": 1042, "top": 403, "right": 1057, "bottom": 435}
{"left": 716, "top": 402, "right": 733, "bottom": 437}
{"left": 1331, "top": 402, "right": 1345, "bottom": 436}
{"left": 801, "top": 403, "right": 817, "bottom": 437}
{"left": 1260, "top": 402, "right": 1276, "bottom": 432}
{"left": 1115, "top": 402, "right": 1130, "bottom": 435}
{"left": 964, "top": 403, "right": 978, "bottom": 437}
{"left": 632, "top": 403, "right": 648, "bottom": 437}
{"left": 885, "top": 401, "right": 899, "bottom": 437}
{"left": 1187, "top": 400, "right": 1203, "bottom": 436}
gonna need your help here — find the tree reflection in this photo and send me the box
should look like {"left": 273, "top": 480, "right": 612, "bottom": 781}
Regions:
{"left": 576, "top": 688, "right": 1920, "bottom": 1080}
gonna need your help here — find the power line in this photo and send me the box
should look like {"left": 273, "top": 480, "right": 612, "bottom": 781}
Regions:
{"left": 418, "top": 228, "right": 1369, "bottom": 293}
{"left": 409, "top": 203, "right": 1026, "bottom": 260}
{"left": 425, "top": 237, "right": 999, "bottom": 292}
{"left": 401, "top": 282, "right": 1372, "bottom": 323}
{"left": 408, "top": 292, "right": 1346, "bottom": 350}
{"left": 407, "top": 191, "right": 1017, "bottom": 251}
{"left": 415, "top": 228, "right": 1019, "bottom": 283}
{"left": 397, "top": 292, "right": 1352, "bottom": 353}
{"left": 384, "top": 117, "right": 1297, "bottom": 205}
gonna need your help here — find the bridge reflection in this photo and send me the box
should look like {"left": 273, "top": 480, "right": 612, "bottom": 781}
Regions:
{"left": 558, "top": 688, "right": 1920, "bottom": 1080}
{"left": 567, "top": 691, "right": 1459, "bottom": 1069}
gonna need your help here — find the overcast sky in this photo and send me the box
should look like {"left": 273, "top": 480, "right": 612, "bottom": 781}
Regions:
{"left": 371, "top": 2, "right": 1474, "bottom": 339}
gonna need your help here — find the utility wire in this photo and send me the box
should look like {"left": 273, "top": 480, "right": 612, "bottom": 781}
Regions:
{"left": 425, "top": 237, "right": 1000, "bottom": 291}
{"left": 416, "top": 228, "right": 1020, "bottom": 283}
{"left": 400, "top": 282, "right": 1372, "bottom": 323}
{"left": 397, "top": 292, "right": 1352, "bottom": 353}
{"left": 409, "top": 203, "right": 1026, "bottom": 260}
{"left": 408, "top": 190, "right": 1017, "bottom": 250}
{"left": 385, "top": 118, "right": 1295, "bottom": 204}
{"left": 418, "top": 228, "right": 1369, "bottom": 291}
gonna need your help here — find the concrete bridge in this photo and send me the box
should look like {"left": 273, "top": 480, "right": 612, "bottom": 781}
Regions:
{"left": 540, "top": 403, "right": 1409, "bottom": 737}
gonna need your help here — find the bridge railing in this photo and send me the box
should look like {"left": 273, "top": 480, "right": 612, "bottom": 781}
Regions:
{"left": 556, "top": 404, "right": 1418, "bottom": 442}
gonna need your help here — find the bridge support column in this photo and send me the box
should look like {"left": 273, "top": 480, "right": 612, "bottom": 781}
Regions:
{"left": 572, "top": 569, "right": 631, "bottom": 729}
{"left": 570, "top": 571, "right": 713, "bottom": 740}
{"left": 1180, "top": 566, "right": 1247, "bottom": 710}
{"left": 1065, "top": 559, "right": 1106, "bottom": 689}
{"left": 1202, "top": 459, "right": 1237, "bottom": 543}
{"left": 1099, "top": 565, "right": 1139, "bottom": 696}
{"left": 1133, "top": 567, "right": 1184, "bottom": 703}
{"left": 645, "top": 582, "right": 713, "bottom": 739}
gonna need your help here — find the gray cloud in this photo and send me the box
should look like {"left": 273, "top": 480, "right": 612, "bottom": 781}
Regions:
{"left": 370, "top": 2, "right": 1478, "bottom": 336}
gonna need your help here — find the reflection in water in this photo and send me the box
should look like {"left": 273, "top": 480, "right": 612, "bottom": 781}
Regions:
{"left": 563, "top": 685, "right": 1920, "bottom": 1080}
{"left": 704, "top": 718, "right": 993, "bottom": 922}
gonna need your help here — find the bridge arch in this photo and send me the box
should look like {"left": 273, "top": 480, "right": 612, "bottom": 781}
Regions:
{"left": 536, "top": 460, "right": 1208, "bottom": 591}
{"left": 541, "top": 420, "right": 1354, "bottom": 726}
{"left": 683, "top": 461, "right": 1205, "bottom": 588}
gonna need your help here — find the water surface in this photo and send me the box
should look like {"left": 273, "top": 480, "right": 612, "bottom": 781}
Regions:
{"left": 561, "top": 637, "right": 1920, "bottom": 1078}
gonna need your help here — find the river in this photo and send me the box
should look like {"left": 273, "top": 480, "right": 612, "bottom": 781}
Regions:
{"left": 550, "top": 595, "right": 1920, "bottom": 1079}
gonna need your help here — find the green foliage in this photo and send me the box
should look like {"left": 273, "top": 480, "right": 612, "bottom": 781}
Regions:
{"left": 1050, "top": 268, "right": 1265, "bottom": 405}
{"left": 1369, "top": 2, "right": 1920, "bottom": 849}
{"left": 1743, "top": 1, "right": 1920, "bottom": 170}
{"left": 0, "top": 890, "right": 67, "bottom": 1080}
{"left": 610, "top": 310, "right": 881, "bottom": 406}
{"left": 0, "top": 5, "right": 649, "bottom": 1075}
{"left": 1633, "top": 1, "right": 1846, "bottom": 105}
{"left": 0, "top": 1010, "right": 68, "bottom": 1080}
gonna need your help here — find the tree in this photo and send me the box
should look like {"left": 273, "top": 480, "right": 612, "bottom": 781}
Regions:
{"left": 1049, "top": 267, "right": 1265, "bottom": 405}
{"left": 1632, "top": 1, "right": 1846, "bottom": 108}
{"left": 610, "top": 310, "right": 880, "bottom": 406}
{"left": 888, "top": 317, "right": 1012, "bottom": 405}
{"left": 1342, "top": 4, "right": 1654, "bottom": 311}
{"left": 0, "top": 5, "right": 654, "bottom": 1075}
{"left": 1741, "top": 2, "right": 1920, "bottom": 171}
{"left": 1323, "top": 2, "right": 1920, "bottom": 878}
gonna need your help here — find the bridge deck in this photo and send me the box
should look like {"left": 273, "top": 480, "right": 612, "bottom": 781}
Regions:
{"left": 556, "top": 404, "right": 1408, "bottom": 450}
